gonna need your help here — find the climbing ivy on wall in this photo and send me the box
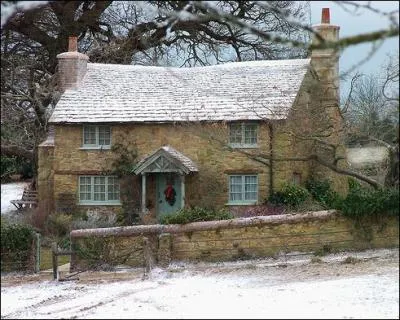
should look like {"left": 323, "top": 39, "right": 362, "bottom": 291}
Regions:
{"left": 107, "top": 140, "right": 139, "bottom": 177}
{"left": 103, "top": 133, "right": 141, "bottom": 225}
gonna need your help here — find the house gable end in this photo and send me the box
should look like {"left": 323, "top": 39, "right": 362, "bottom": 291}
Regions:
{"left": 133, "top": 146, "right": 198, "bottom": 175}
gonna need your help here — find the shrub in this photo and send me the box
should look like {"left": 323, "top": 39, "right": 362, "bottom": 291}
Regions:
{"left": 45, "top": 213, "right": 73, "bottom": 238}
{"left": 305, "top": 178, "right": 342, "bottom": 209}
{"left": 1, "top": 222, "right": 34, "bottom": 251}
{"left": 268, "top": 183, "right": 310, "bottom": 209}
{"left": 339, "top": 185, "right": 399, "bottom": 218}
{"left": 0, "top": 155, "right": 33, "bottom": 182}
{"left": 1, "top": 222, "right": 35, "bottom": 271}
{"left": 160, "top": 206, "right": 233, "bottom": 225}
{"left": 305, "top": 177, "right": 399, "bottom": 218}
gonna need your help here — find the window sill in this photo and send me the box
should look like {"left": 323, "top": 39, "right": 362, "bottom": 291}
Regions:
{"left": 225, "top": 201, "right": 257, "bottom": 206}
{"left": 228, "top": 144, "right": 259, "bottom": 149}
{"left": 79, "top": 202, "right": 121, "bottom": 206}
{"left": 80, "top": 146, "right": 111, "bottom": 150}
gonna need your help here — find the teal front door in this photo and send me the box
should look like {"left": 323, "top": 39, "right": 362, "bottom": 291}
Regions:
{"left": 156, "top": 173, "right": 182, "bottom": 220}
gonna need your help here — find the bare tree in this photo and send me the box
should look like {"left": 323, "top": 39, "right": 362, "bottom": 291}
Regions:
{"left": 1, "top": 0, "right": 398, "bottom": 188}
{"left": 1, "top": 1, "right": 309, "bottom": 171}
{"left": 345, "top": 74, "right": 397, "bottom": 145}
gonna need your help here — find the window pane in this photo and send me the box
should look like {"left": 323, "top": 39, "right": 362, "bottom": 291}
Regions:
{"left": 230, "top": 176, "right": 242, "bottom": 184}
{"left": 230, "top": 192, "right": 242, "bottom": 201}
{"left": 244, "top": 124, "right": 257, "bottom": 144}
{"left": 83, "top": 126, "right": 96, "bottom": 145}
{"left": 229, "top": 124, "right": 242, "bottom": 144}
{"left": 107, "top": 177, "right": 120, "bottom": 201}
{"left": 229, "top": 176, "right": 243, "bottom": 201}
{"left": 98, "top": 126, "right": 111, "bottom": 146}
{"left": 244, "top": 175, "right": 257, "bottom": 200}
{"left": 79, "top": 176, "right": 92, "bottom": 201}
{"left": 94, "top": 177, "right": 106, "bottom": 201}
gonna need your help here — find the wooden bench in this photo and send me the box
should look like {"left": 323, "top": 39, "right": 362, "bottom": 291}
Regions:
{"left": 10, "top": 189, "right": 38, "bottom": 210}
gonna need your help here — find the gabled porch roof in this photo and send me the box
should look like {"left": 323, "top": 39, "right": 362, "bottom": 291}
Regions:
{"left": 133, "top": 145, "right": 198, "bottom": 175}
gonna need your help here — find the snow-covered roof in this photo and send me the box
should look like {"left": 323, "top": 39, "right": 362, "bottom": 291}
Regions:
{"left": 49, "top": 59, "right": 311, "bottom": 124}
{"left": 133, "top": 145, "right": 198, "bottom": 174}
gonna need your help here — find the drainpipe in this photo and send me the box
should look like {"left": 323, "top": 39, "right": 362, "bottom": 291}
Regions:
{"left": 268, "top": 122, "right": 274, "bottom": 197}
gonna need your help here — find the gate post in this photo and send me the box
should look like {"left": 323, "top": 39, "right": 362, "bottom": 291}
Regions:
{"left": 35, "top": 233, "right": 41, "bottom": 273}
{"left": 51, "top": 242, "right": 58, "bottom": 280}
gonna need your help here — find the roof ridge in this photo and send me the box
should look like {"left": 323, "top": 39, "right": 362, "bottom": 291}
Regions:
{"left": 88, "top": 58, "right": 311, "bottom": 70}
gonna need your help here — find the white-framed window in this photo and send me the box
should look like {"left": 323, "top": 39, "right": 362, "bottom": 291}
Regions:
{"left": 229, "top": 123, "right": 258, "bottom": 148}
{"left": 228, "top": 175, "right": 258, "bottom": 204}
{"left": 79, "top": 176, "right": 120, "bottom": 205}
{"left": 82, "top": 125, "right": 111, "bottom": 149}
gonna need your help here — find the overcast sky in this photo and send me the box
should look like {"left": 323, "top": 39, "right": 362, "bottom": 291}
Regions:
{"left": 310, "top": 1, "right": 399, "bottom": 98}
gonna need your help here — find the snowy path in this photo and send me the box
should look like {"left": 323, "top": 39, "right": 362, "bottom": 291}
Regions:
{"left": 1, "top": 248, "right": 399, "bottom": 319}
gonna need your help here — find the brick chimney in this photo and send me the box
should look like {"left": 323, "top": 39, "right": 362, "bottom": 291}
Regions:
{"left": 311, "top": 8, "right": 340, "bottom": 104}
{"left": 56, "top": 36, "right": 89, "bottom": 92}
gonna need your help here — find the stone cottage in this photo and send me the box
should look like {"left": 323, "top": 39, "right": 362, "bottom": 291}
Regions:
{"left": 38, "top": 8, "right": 347, "bottom": 224}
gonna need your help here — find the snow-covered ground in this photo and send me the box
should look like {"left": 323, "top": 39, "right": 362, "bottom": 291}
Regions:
{"left": 1, "top": 181, "right": 29, "bottom": 215}
{"left": 1, "top": 248, "right": 399, "bottom": 319}
{"left": 1, "top": 182, "right": 399, "bottom": 319}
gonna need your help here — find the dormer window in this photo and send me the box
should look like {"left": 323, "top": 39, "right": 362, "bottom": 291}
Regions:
{"left": 229, "top": 123, "right": 258, "bottom": 148}
{"left": 82, "top": 125, "right": 111, "bottom": 149}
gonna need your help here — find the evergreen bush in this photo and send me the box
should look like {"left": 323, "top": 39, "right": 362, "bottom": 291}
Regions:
{"left": 160, "top": 206, "right": 233, "bottom": 225}
{"left": 305, "top": 177, "right": 399, "bottom": 219}
{"left": 339, "top": 182, "right": 399, "bottom": 218}
{"left": 268, "top": 183, "right": 310, "bottom": 208}
{"left": 305, "top": 178, "right": 342, "bottom": 209}
{"left": 1, "top": 222, "right": 35, "bottom": 271}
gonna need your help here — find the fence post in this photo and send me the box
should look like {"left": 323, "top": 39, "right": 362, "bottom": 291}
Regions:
{"left": 52, "top": 242, "right": 58, "bottom": 280}
{"left": 35, "top": 233, "right": 41, "bottom": 273}
{"left": 143, "top": 237, "right": 153, "bottom": 277}
{"left": 158, "top": 233, "right": 171, "bottom": 267}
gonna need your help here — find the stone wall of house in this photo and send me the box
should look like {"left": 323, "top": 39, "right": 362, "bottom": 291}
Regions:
{"left": 51, "top": 119, "right": 313, "bottom": 222}
{"left": 70, "top": 210, "right": 399, "bottom": 270}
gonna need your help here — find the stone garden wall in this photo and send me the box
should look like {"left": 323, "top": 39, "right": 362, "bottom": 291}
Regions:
{"left": 70, "top": 210, "right": 399, "bottom": 271}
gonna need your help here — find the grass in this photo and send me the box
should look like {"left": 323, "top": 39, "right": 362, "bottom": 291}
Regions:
{"left": 40, "top": 246, "right": 70, "bottom": 270}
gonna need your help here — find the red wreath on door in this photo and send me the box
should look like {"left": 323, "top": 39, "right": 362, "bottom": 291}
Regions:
{"left": 164, "top": 184, "right": 176, "bottom": 206}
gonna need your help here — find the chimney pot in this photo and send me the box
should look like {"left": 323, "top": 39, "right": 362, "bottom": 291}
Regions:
{"left": 68, "top": 36, "right": 78, "bottom": 52}
{"left": 321, "top": 8, "right": 330, "bottom": 24}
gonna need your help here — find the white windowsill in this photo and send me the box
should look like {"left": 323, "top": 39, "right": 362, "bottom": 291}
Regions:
{"left": 79, "top": 146, "right": 111, "bottom": 150}
{"left": 229, "top": 144, "right": 259, "bottom": 149}
{"left": 225, "top": 201, "right": 257, "bottom": 206}
{"left": 79, "top": 202, "right": 121, "bottom": 206}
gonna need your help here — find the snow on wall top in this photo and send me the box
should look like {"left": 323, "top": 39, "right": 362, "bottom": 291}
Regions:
{"left": 49, "top": 59, "right": 311, "bottom": 123}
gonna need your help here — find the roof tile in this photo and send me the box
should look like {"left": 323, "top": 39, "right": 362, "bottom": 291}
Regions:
{"left": 49, "top": 59, "right": 310, "bottom": 123}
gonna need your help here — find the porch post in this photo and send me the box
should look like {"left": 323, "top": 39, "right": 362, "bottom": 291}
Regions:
{"left": 141, "top": 173, "right": 146, "bottom": 213}
{"left": 181, "top": 174, "right": 185, "bottom": 209}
